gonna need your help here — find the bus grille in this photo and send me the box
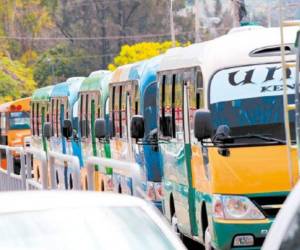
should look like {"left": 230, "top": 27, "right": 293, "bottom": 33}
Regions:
{"left": 250, "top": 195, "right": 287, "bottom": 218}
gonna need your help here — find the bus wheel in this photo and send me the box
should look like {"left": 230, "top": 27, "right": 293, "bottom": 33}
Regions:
{"left": 171, "top": 214, "right": 182, "bottom": 239}
{"left": 205, "top": 227, "right": 214, "bottom": 250}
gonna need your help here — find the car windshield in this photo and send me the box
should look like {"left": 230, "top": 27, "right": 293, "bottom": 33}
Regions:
{"left": 9, "top": 112, "right": 30, "bottom": 130}
{"left": 209, "top": 63, "right": 296, "bottom": 142}
{"left": 0, "top": 207, "right": 176, "bottom": 250}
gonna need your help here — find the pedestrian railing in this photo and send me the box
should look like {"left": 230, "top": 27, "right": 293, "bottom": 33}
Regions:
{"left": 0, "top": 146, "right": 143, "bottom": 196}
{"left": 48, "top": 151, "right": 81, "bottom": 190}
{"left": 0, "top": 145, "right": 26, "bottom": 191}
{"left": 85, "top": 157, "right": 143, "bottom": 196}
{"left": 24, "top": 147, "right": 48, "bottom": 190}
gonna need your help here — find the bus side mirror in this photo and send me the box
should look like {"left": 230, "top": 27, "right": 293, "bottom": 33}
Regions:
{"left": 194, "top": 109, "right": 213, "bottom": 141}
{"left": 131, "top": 115, "right": 144, "bottom": 139}
{"left": 43, "top": 122, "right": 52, "bottom": 139}
{"left": 62, "top": 119, "right": 73, "bottom": 139}
{"left": 95, "top": 118, "right": 106, "bottom": 139}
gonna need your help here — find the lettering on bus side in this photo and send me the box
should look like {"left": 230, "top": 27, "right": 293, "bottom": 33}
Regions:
{"left": 210, "top": 63, "right": 296, "bottom": 105}
{"left": 228, "top": 65, "right": 293, "bottom": 92}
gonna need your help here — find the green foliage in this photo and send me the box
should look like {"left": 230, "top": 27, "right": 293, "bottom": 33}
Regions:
{"left": 108, "top": 41, "right": 190, "bottom": 71}
{"left": 0, "top": 55, "right": 36, "bottom": 103}
{"left": 33, "top": 44, "right": 92, "bottom": 87}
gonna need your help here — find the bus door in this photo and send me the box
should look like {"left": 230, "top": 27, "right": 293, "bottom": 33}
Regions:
{"left": 159, "top": 70, "right": 197, "bottom": 236}
{"left": 50, "top": 98, "right": 62, "bottom": 154}
{"left": 59, "top": 97, "right": 68, "bottom": 155}
{"left": 110, "top": 84, "right": 130, "bottom": 161}
{"left": 89, "top": 91, "right": 100, "bottom": 158}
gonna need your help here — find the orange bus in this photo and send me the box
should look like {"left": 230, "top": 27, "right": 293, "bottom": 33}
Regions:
{"left": 0, "top": 97, "right": 31, "bottom": 173}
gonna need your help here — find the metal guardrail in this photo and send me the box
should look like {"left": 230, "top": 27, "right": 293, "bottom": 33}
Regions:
{"left": 48, "top": 151, "right": 81, "bottom": 190}
{"left": 0, "top": 145, "right": 48, "bottom": 191}
{"left": 24, "top": 147, "right": 48, "bottom": 190}
{"left": 85, "top": 157, "right": 142, "bottom": 196}
{"left": 0, "top": 145, "right": 142, "bottom": 195}
{"left": 0, "top": 145, "right": 26, "bottom": 191}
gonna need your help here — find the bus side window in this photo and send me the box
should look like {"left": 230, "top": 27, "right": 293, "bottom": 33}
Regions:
{"left": 56, "top": 99, "right": 60, "bottom": 137}
{"left": 36, "top": 103, "right": 40, "bottom": 136}
{"left": 110, "top": 86, "right": 116, "bottom": 137}
{"left": 119, "top": 86, "right": 123, "bottom": 138}
{"left": 51, "top": 99, "right": 55, "bottom": 136}
{"left": 79, "top": 94, "right": 85, "bottom": 137}
{"left": 171, "top": 74, "right": 176, "bottom": 138}
{"left": 85, "top": 94, "right": 90, "bottom": 137}
{"left": 66, "top": 99, "right": 69, "bottom": 120}
{"left": 174, "top": 73, "right": 184, "bottom": 139}
{"left": 162, "top": 75, "right": 172, "bottom": 138}
{"left": 121, "top": 85, "right": 128, "bottom": 139}
{"left": 0, "top": 112, "right": 6, "bottom": 133}
{"left": 134, "top": 83, "right": 139, "bottom": 115}
{"left": 196, "top": 70, "right": 204, "bottom": 109}
{"left": 114, "top": 86, "right": 120, "bottom": 138}
{"left": 31, "top": 103, "right": 35, "bottom": 136}
{"left": 159, "top": 75, "right": 166, "bottom": 137}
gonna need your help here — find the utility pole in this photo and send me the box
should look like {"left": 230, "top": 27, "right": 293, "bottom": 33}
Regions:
{"left": 267, "top": 0, "right": 272, "bottom": 27}
{"left": 170, "top": 0, "right": 176, "bottom": 47}
{"left": 232, "top": 0, "right": 240, "bottom": 27}
{"left": 195, "top": 0, "right": 201, "bottom": 43}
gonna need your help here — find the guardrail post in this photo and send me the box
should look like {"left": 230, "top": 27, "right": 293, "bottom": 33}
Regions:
{"left": 19, "top": 150, "right": 26, "bottom": 190}
{"left": 48, "top": 151, "right": 81, "bottom": 190}
{"left": 86, "top": 161, "right": 95, "bottom": 191}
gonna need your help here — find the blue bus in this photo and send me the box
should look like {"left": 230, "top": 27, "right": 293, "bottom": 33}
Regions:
{"left": 109, "top": 56, "right": 163, "bottom": 209}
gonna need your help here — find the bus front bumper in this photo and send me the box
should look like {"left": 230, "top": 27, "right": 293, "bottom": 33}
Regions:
{"left": 212, "top": 219, "right": 273, "bottom": 250}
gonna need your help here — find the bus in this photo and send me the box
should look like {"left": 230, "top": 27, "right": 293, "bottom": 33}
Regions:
{"left": 110, "top": 56, "right": 163, "bottom": 208}
{"left": 48, "top": 77, "right": 85, "bottom": 158}
{"left": 31, "top": 85, "right": 54, "bottom": 179}
{"left": 78, "top": 70, "right": 112, "bottom": 191}
{"left": 157, "top": 26, "right": 299, "bottom": 249}
{"left": 0, "top": 97, "right": 31, "bottom": 173}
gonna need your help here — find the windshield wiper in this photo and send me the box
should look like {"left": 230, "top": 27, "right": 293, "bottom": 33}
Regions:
{"left": 228, "top": 134, "right": 286, "bottom": 145}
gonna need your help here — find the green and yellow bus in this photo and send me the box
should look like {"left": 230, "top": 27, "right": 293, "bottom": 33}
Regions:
{"left": 78, "top": 70, "right": 112, "bottom": 191}
{"left": 157, "top": 26, "right": 299, "bottom": 249}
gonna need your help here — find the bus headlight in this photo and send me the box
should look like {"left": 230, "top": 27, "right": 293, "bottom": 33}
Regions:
{"left": 213, "top": 195, "right": 265, "bottom": 220}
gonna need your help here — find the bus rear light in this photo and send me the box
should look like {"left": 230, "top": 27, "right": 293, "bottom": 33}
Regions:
{"left": 10, "top": 105, "right": 22, "bottom": 111}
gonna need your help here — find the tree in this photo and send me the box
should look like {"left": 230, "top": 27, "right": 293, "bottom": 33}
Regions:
{"left": 0, "top": 55, "right": 36, "bottom": 103}
{"left": 33, "top": 44, "right": 95, "bottom": 87}
{"left": 108, "top": 41, "right": 190, "bottom": 71}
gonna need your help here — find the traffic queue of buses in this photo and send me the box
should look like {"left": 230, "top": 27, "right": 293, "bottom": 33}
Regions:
{"left": 0, "top": 25, "right": 298, "bottom": 250}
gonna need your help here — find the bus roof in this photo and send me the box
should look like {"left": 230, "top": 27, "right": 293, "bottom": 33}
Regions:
{"left": 32, "top": 85, "right": 54, "bottom": 102}
{"left": 110, "top": 63, "right": 140, "bottom": 83}
{"left": 159, "top": 26, "right": 298, "bottom": 82}
{"left": 0, "top": 97, "right": 31, "bottom": 113}
{"left": 80, "top": 71, "right": 110, "bottom": 92}
{"left": 139, "top": 55, "right": 163, "bottom": 95}
{"left": 51, "top": 77, "right": 85, "bottom": 105}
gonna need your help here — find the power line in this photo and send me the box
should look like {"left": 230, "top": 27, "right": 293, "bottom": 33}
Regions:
{"left": 0, "top": 31, "right": 195, "bottom": 41}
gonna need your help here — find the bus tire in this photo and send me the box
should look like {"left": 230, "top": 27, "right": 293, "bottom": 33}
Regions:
{"left": 205, "top": 227, "right": 214, "bottom": 250}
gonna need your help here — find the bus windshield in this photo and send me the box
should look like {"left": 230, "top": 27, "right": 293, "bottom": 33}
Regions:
{"left": 9, "top": 112, "right": 30, "bottom": 130}
{"left": 209, "top": 63, "right": 296, "bottom": 142}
